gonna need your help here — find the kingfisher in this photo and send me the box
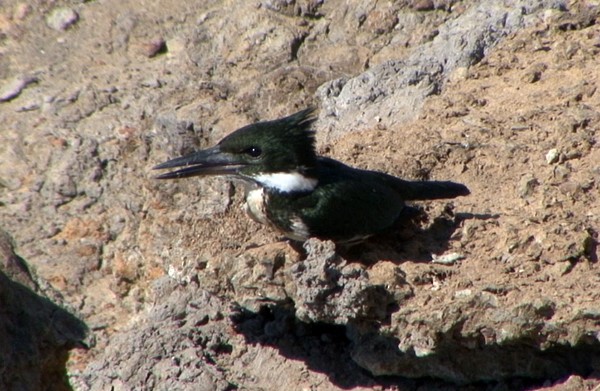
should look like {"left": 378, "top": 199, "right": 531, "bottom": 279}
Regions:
{"left": 154, "top": 108, "right": 469, "bottom": 244}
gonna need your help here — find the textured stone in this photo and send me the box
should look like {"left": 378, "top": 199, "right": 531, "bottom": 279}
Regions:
{"left": 46, "top": 7, "right": 79, "bottom": 31}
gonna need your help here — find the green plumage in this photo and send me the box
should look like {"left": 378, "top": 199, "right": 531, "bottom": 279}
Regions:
{"left": 264, "top": 157, "right": 468, "bottom": 242}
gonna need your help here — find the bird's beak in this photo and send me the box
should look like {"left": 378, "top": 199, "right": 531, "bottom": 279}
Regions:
{"left": 153, "top": 146, "right": 246, "bottom": 179}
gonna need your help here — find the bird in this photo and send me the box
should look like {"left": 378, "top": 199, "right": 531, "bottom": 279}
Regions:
{"left": 154, "top": 108, "right": 470, "bottom": 244}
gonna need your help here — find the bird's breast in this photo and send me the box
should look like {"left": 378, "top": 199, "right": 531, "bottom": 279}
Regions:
{"left": 244, "top": 188, "right": 311, "bottom": 241}
{"left": 245, "top": 188, "right": 269, "bottom": 225}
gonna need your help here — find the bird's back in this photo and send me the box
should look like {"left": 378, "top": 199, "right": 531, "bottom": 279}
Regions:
{"left": 264, "top": 157, "right": 469, "bottom": 243}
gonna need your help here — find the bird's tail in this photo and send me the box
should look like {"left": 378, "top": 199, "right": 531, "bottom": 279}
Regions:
{"left": 397, "top": 180, "right": 470, "bottom": 201}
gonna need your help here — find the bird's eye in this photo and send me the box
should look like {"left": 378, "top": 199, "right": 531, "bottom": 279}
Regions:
{"left": 244, "top": 146, "right": 262, "bottom": 158}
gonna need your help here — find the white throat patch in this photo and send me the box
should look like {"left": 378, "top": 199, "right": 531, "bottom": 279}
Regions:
{"left": 254, "top": 172, "right": 317, "bottom": 193}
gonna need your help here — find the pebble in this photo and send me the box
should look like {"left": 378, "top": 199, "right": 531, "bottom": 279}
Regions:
{"left": 522, "top": 63, "right": 547, "bottom": 83}
{"left": 518, "top": 174, "right": 539, "bottom": 198}
{"left": 454, "top": 289, "right": 473, "bottom": 298}
{"left": 431, "top": 252, "right": 465, "bottom": 265}
{"left": 0, "top": 76, "right": 38, "bottom": 102}
{"left": 16, "top": 101, "right": 40, "bottom": 112}
{"left": 412, "top": 0, "right": 435, "bottom": 11}
{"left": 46, "top": 7, "right": 79, "bottom": 31}
{"left": 546, "top": 148, "right": 559, "bottom": 164}
{"left": 139, "top": 37, "right": 167, "bottom": 58}
{"left": 141, "top": 78, "right": 162, "bottom": 88}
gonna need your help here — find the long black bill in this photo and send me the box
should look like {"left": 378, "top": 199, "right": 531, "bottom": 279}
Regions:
{"left": 153, "top": 146, "right": 245, "bottom": 179}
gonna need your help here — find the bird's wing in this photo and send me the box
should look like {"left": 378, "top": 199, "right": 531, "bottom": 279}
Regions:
{"left": 317, "top": 156, "right": 469, "bottom": 201}
{"left": 294, "top": 178, "right": 406, "bottom": 242}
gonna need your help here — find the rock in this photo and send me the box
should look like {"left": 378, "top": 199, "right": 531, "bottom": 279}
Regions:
{"left": 522, "top": 62, "right": 548, "bottom": 83}
{"left": 431, "top": 252, "right": 465, "bottom": 265}
{"left": 80, "top": 286, "right": 233, "bottom": 391}
{"left": 2, "top": 0, "right": 600, "bottom": 389}
{"left": 289, "top": 238, "right": 396, "bottom": 324}
{"left": 412, "top": 0, "right": 435, "bottom": 12}
{"left": 46, "top": 7, "right": 79, "bottom": 31}
{"left": 317, "top": 0, "right": 564, "bottom": 140}
{"left": 0, "top": 75, "right": 37, "bottom": 102}
{"left": 137, "top": 36, "right": 167, "bottom": 57}
{"left": 546, "top": 148, "right": 560, "bottom": 164}
{"left": 0, "top": 229, "right": 88, "bottom": 391}
{"left": 519, "top": 174, "right": 539, "bottom": 198}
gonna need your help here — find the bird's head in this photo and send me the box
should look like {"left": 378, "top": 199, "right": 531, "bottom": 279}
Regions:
{"left": 154, "top": 108, "right": 319, "bottom": 193}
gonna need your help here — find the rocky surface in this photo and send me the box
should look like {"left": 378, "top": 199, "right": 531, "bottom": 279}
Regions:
{"left": 0, "top": 229, "right": 88, "bottom": 391}
{"left": 1, "top": 0, "right": 599, "bottom": 389}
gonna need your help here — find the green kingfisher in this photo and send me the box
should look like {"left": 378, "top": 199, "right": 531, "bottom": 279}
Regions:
{"left": 154, "top": 108, "right": 469, "bottom": 244}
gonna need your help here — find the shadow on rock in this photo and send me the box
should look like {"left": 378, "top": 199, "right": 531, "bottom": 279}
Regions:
{"left": 230, "top": 304, "right": 416, "bottom": 389}
{"left": 0, "top": 229, "right": 89, "bottom": 391}
{"left": 231, "top": 302, "right": 600, "bottom": 390}
{"left": 352, "top": 329, "right": 600, "bottom": 384}
{"left": 338, "top": 205, "right": 499, "bottom": 264}
{"left": 232, "top": 236, "right": 600, "bottom": 389}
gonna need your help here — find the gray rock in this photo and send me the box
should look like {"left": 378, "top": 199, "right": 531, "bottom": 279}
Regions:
{"left": 0, "top": 76, "right": 38, "bottom": 102}
{"left": 317, "top": 0, "right": 566, "bottom": 140}
{"left": 79, "top": 286, "right": 233, "bottom": 391}
{"left": 289, "top": 239, "right": 395, "bottom": 324}
{"left": 46, "top": 7, "right": 79, "bottom": 31}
